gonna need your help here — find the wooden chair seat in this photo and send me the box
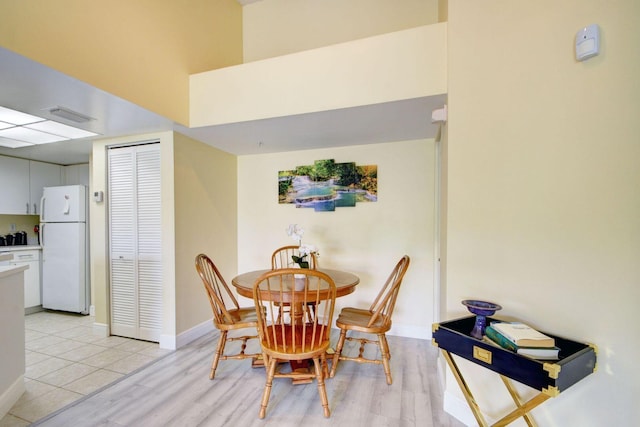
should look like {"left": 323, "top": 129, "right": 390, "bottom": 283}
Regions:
{"left": 253, "top": 268, "right": 337, "bottom": 418}
{"left": 262, "top": 323, "right": 330, "bottom": 359}
{"left": 195, "top": 254, "right": 262, "bottom": 380}
{"left": 335, "top": 308, "right": 391, "bottom": 333}
{"left": 218, "top": 307, "right": 260, "bottom": 329}
{"left": 330, "top": 255, "right": 410, "bottom": 385}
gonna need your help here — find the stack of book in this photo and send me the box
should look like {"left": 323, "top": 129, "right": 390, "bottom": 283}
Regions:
{"left": 484, "top": 321, "right": 560, "bottom": 360}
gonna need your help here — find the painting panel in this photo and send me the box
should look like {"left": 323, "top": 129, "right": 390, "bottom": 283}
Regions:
{"left": 278, "top": 159, "right": 377, "bottom": 211}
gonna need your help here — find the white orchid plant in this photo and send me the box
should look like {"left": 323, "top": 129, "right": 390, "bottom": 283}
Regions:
{"left": 286, "top": 224, "right": 319, "bottom": 268}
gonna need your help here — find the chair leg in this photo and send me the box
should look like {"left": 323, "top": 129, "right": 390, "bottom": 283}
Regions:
{"left": 320, "top": 352, "right": 329, "bottom": 379}
{"left": 330, "top": 329, "right": 347, "bottom": 378}
{"left": 210, "top": 331, "right": 227, "bottom": 379}
{"left": 312, "top": 357, "right": 331, "bottom": 418}
{"left": 378, "top": 333, "right": 392, "bottom": 385}
{"left": 259, "top": 357, "right": 278, "bottom": 419}
{"left": 380, "top": 333, "right": 391, "bottom": 361}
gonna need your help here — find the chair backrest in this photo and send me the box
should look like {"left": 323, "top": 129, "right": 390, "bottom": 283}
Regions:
{"left": 253, "top": 268, "right": 336, "bottom": 355}
{"left": 195, "top": 254, "right": 241, "bottom": 326}
{"left": 271, "top": 245, "right": 318, "bottom": 270}
{"left": 367, "top": 255, "right": 410, "bottom": 328}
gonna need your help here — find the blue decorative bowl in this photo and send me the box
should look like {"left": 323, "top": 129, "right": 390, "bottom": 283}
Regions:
{"left": 462, "top": 300, "right": 502, "bottom": 339}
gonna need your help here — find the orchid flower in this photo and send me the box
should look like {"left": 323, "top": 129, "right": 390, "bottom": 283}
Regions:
{"left": 292, "top": 243, "right": 319, "bottom": 268}
{"left": 286, "top": 225, "right": 319, "bottom": 268}
{"left": 286, "top": 224, "right": 304, "bottom": 244}
{"left": 299, "top": 244, "right": 318, "bottom": 257}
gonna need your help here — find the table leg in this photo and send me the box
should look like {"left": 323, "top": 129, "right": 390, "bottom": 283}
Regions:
{"left": 441, "top": 350, "right": 549, "bottom": 427}
{"left": 287, "top": 301, "right": 313, "bottom": 384}
{"left": 441, "top": 350, "right": 489, "bottom": 427}
{"left": 492, "top": 389, "right": 549, "bottom": 427}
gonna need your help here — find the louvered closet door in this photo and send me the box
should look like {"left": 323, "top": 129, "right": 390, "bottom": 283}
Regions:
{"left": 108, "top": 143, "right": 162, "bottom": 342}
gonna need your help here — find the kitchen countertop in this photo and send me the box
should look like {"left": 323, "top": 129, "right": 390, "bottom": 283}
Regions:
{"left": 0, "top": 263, "right": 28, "bottom": 279}
{"left": 0, "top": 245, "right": 41, "bottom": 252}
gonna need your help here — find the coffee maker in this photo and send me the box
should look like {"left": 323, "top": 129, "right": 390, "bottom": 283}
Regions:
{"left": 14, "top": 231, "right": 27, "bottom": 245}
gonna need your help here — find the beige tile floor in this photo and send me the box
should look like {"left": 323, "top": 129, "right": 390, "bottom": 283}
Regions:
{"left": 0, "top": 310, "right": 172, "bottom": 426}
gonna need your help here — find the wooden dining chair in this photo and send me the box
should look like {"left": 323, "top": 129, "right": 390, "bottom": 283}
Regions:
{"left": 271, "top": 245, "right": 318, "bottom": 323}
{"left": 195, "top": 254, "right": 262, "bottom": 379}
{"left": 271, "top": 245, "right": 318, "bottom": 269}
{"left": 253, "top": 268, "right": 337, "bottom": 418}
{"left": 329, "top": 255, "right": 410, "bottom": 385}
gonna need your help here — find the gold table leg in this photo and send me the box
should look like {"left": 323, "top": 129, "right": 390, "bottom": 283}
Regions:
{"left": 441, "top": 350, "right": 550, "bottom": 427}
{"left": 441, "top": 350, "right": 489, "bottom": 427}
{"left": 492, "top": 383, "right": 549, "bottom": 427}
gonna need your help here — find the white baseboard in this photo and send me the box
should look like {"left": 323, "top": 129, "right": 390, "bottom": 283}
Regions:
{"left": 0, "top": 375, "right": 25, "bottom": 420}
{"left": 89, "top": 305, "right": 95, "bottom": 317}
{"left": 435, "top": 353, "right": 473, "bottom": 426}
{"left": 437, "top": 353, "right": 447, "bottom": 390}
{"left": 443, "top": 388, "right": 500, "bottom": 426}
{"left": 159, "top": 334, "right": 176, "bottom": 350}
{"left": 443, "top": 389, "right": 478, "bottom": 426}
{"left": 159, "top": 319, "right": 215, "bottom": 350}
{"left": 389, "top": 323, "right": 431, "bottom": 340}
{"left": 92, "top": 322, "right": 109, "bottom": 337}
{"left": 25, "top": 305, "right": 43, "bottom": 315}
{"left": 155, "top": 319, "right": 427, "bottom": 350}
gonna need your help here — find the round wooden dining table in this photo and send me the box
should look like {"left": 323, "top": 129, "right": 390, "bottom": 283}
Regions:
{"left": 231, "top": 268, "right": 360, "bottom": 300}
{"left": 232, "top": 268, "right": 359, "bottom": 384}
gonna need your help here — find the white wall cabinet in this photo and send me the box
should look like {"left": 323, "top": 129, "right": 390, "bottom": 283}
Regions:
{"left": 63, "top": 164, "right": 90, "bottom": 186}
{"left": 0, "top": 156, "right": 30, "bottom": 214}
{"left": 29, "top": 160, "right": 63, "bottom": 215}
{"left": 0, "top": 156, "right": 62, "bottom": 215}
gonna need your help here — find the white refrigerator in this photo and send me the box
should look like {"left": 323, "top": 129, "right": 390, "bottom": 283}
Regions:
{"left": 40, "top": 185, "right": 90, "bottom": 314}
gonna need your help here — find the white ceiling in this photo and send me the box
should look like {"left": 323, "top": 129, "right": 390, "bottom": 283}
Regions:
{"left": 0, "top": 47, "right": 444, "bottom": 165}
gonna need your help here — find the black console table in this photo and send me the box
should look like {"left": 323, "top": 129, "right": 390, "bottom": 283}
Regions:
{"left": 432, "top": 316, "right": 596, "bottom": 427}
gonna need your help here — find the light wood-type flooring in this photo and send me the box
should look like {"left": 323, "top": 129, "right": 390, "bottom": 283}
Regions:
{"left": 24, "top": 325, "right": 465, "bottom": 427}
{"left": 1, "top": 311, "right": 171, "bottom": 426}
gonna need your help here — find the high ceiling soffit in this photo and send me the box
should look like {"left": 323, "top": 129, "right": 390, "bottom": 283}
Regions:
{"left": 0, "top": 47, "right": 444, "bottom": 165}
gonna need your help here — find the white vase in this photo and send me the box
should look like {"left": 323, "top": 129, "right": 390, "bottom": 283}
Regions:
{"left": 294, "top": 275, "right": 306, "bottom": 290}
{"left": 293, "top": 263, "right": 305, "bottom": 279}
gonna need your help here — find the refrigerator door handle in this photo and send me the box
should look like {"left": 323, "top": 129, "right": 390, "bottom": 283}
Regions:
{"left": 39, "top": 223, "right": 45, "bottom": 248}
{"left": 40, "top": 196, "right": 46, "bottom": 222}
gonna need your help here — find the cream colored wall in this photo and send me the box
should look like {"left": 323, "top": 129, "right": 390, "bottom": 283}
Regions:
{"left": 437, "top": 0, "right": 448, "bottom": 22}
{"left": 0, "top": 0, "right": 243, "bottom": 125}
{"left": 172, "top": 133, "right": 238, "bottom": 335}
{"left": 445, "top": 0, "right": 639, "bottom": 425}
{"left": 0, "top": 215, "right": 39, "bottom": 244}
{"left": 238, "top": 139, "right": 436, "bottom": 338}
{"left": 90, "top": 132, "right": 176, "bottom": 340}
{"left": 191, "top": 24, "right": 447, "bottom": 127}
{"left": 243, "top": 0, "right": 439, "bottom": 62}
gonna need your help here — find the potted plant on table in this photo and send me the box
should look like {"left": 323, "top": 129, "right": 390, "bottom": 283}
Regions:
{"left": 286, "top": 224, "right": 319, "bottom": 283}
